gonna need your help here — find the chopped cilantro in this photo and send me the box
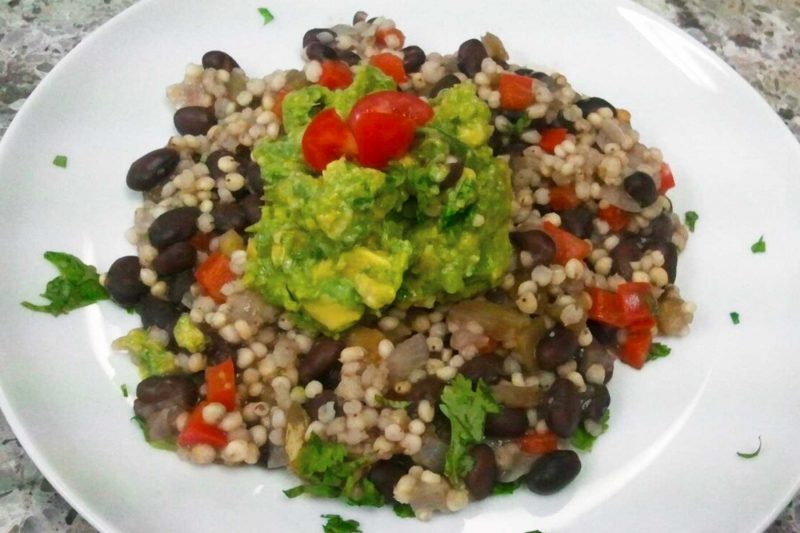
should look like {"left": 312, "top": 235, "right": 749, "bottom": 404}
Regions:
{"left": 737, "top": 436, "right": 762, "bottom": 459}
{"left": 647, "top": 342, "right": 671, "bottom": 361}
{"left": 258, "top": 7, "right": 274, "bottom": 24}
{"left": 130, "top": 416, "right": 177, "bottom": 451}
{"left": 511, "top": 116, "right": 532, "bottom": 136}
{"left": 730, "top": 312, "right": 740, "bottom": 325}
{"left": 393, "top": 502, "right": 415, "bottom": 518}
{"left": 375, "top": 395, "right": 410, "bottom": 410}
{"left": 22, "top": 251, "right": 108, "bottom": 316}
{"left": 684, "top": 211, "right": 698, "bottom": 232}
{"left": 751, "top": 235, "right": 766, "bottom": 254}
{"left": 321, "top": 514, "right": 360, "bottom": 533}
{"left": 121, "top": 384, "right": 129, "bottom": 398}
{"left": 284, "top": 434, "right": 383, "bottom": 507}
{"left": 570, "top": 410, "right": 610, "bottom": 452}
{"left": 440, "top": 375, "right": 500, "bottom": 485}
{"left": 492, "top": 478, "right": 523, "bottom": 496}
{"left": 52, "top": 155, "right": 68, "bottom": 168}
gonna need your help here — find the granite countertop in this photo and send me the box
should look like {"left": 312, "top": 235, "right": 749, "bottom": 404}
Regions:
{"left": 0, "top": 0, "right": 798, "bottom": 531}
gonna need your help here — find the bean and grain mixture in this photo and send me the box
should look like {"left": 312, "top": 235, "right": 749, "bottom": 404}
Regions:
{"left": 102, "top": 13, "right": 695, "bottom": 520}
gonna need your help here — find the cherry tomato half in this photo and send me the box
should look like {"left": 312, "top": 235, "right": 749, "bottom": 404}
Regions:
{"left": 369, "top": 53, "right": 408, "bottom": 84}
{"left": 318, "top": 60, "right": 353, "bottom": 90}
{"left": 348, "top": 91, "right": 433, "bottom": 128}
{"left": 301, "top": 108, "right": 358, "bottom": 172}
{"left": 350, "top": 112, "right": 415, "bottom": 169}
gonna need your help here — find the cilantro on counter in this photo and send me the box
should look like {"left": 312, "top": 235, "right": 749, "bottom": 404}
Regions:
{"left": 22, "top": 251, "right": 108, "bottom": 316}
{"left": 321, "top": 514, "right": 361, "bottom": 533}
{"left": 737, "top": 436, "right": 762, "bottom": 459}
{"left": 684, "top": 211, "right": 698, "bottom": 232}
{"left": 730, "top": 312, "right": 740, "bottom": 325}
{"left": 258, "top": 7, "right": 274, "bottom": 24}
{"left": 440, "top": 375, "right": 500, "bottom": 485}
{"left": 647, "top": 342, "right": 671, "bottom": 361}
{"left": 121, "top": 384, "right": 129, "bottom": 398}
{"left": 570, "top": 410, "right": 610, "bottom": 452}
{"left": 751, "top": 235, "right": 766, "bottom": 254}
{"left": 492, "top": 478, "right": 524, "bottom": 496}
{"left": 392, "top": 503, "right": 415, "bottom": 518}
{"left": 52, "top": 155, "right": 68, "bottom": 168}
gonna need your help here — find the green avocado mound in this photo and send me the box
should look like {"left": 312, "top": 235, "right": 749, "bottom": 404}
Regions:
{"left": 245, "top": 67, "right": 512, "bottom": 332}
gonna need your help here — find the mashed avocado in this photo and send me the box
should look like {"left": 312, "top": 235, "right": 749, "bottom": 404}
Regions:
{"left": 246, "top": 69, "right": 512, "bottom": 332}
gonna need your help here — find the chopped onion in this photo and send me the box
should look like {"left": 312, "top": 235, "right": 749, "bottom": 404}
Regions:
{"left": 412, "top": 431, "right": 448, "bottom": 474}
{"left": 491, "top": 382, "right": 541, "bottom": 409}
{"left": 386, "top": 333, "right": 430, "bottom": 381}
{"left": 267, "top": 445, "right": 290, "bottom": 469}
{"left": 601, "top": 185, "right": 642, "bottom": 213}
{"left": 227, "top": 290, "right": 279, "bottom": 330}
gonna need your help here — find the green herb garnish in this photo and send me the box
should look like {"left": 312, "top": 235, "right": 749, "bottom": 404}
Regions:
{"left": 258, "top": 7, "right": 274, "bottom": 24}
{"left": 440, "top": 375, "right": 500, "bottom": 485}
{"left": 570, "top": 410, "right": 610, "bottom": 452}
{"left": 647, "top": 342, "right": 671, "bottom": 361}
{"left": 751, "top": 235, "right": 766, "bottom": 254}
{"left": 730, "top": 312, "right": 740, "bottom": 325}
{"left": 492, "top": 478, "right": 524, "bottom": 496}
{"left": 684, "top": 211, "right": 698, "bottom": 232}
{"left": 22, "top": 251, "right": 108, "bottom": 316}
{"left": 737, "top": 436, "right": 762, "bottom": 459}
{"left": 375, "top": 395, "right": 411, "bottom": 410}
{"left": 52, "top": 155, "right": 68, "bottom": 168}
{"left": 121, "top": 384, "right": 129, "bottom": 398}
{"left": 392, "top": 502, "right": 415, "bottom": 518}
{"left": 130, "top": 416, "right": 177, "bottom": 451}
{"left": 321, "top": 514, "right": 361, "bottom": 533}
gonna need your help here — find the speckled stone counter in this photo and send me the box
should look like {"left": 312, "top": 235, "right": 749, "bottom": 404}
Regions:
{"left": 0, "top": 0, "right": 798, "bottom": 531}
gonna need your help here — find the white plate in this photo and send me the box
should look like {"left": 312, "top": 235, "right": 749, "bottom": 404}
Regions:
{"left": 1, "top": 0, "right": 799, "bottom": 531}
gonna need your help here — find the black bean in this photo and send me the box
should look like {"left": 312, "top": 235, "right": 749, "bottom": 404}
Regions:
{"left": 303, "top": 28, "right": 335, "bottom": 48}
{"left": 167, "top": 269, "right": 195, "bottom": 307}
{"left": 137, "top": 295, "right": 181, "bottom": 334}
{"left": 402, "top": 45, "right": 426, "bottom": 73}
{"left": 610, "top": 235, "right": 643, "bottom": 280}
{"left": 211, "top": 203, "right": 247, "bottom": 233}
{"left": 648, "top": 213, "right": 674, "bottom": 242}
{"left": 439, "top": 160, "right": 464, "bottom": 190}
{"left": 338, "top": 50, "right": 361, "bottom": 66}
{"left": 241, "top": 194, "right": 262, "bottom": 225}
{"left": 387, "top": 376, "right": 445, "bottom": 409}
{"left": 205, "top": 330, "right": 236, "bottom": 366}
{"left": 526, "top": 450, "right": 581, "bottom": 495}
{"left": 367, "top": 457, "right": 410, "bottom": 502}
{"left": 148, "top": 207, "right": 199, "bottom": 250}
{"left": 536, "top": 326, "right": 579, "bottom": 370}
{"left": 257, "top": 444, "right": 271, "bottom": 467}
{"left": 298, "top": 338, "right": 345, "bottom": 385}
{"left": 105, "top": 256, "right": 148, "bottom": 307}
{"left": 245, "top": 160, "right": 264, "bottom": 196}
{"left": 510, "top": 230, "right": 556, "bottom": 267}
{"left": 202, "top": 50, "right": 239, "bottom": 71}
{"left": 515, "top": 68, "right": 554, "bottom": 86}
{"left": 134, "top": 375, "right": 198, "bottom": 418}
{"left": 543, "top": 378, "right": 582, "bottom": 438}
{"left": 579, "top": 341, "right": 615, "bottom": 384}
{"left": 352, "top": 11, "right": 368, "bottom": 25}
{"left": 206, "top": 149, "right": 234, "bottom": 180}
{"left": 304, "top": 390, "right": 339, "bottom": 420}
{"left": 152, "top": 242, "right": 197, "bottom": 276}
{"left": 173, "top": 106, "right": 217, "bottom": 136}
{"left": 466, "top": 444, "right": 498, "bottom": 501}
{"left": 576, "top": 97, "right": 616, "bottom": 117}
{"left": 233, "top": 145, "right": 252, "bottom": 166}
{"left": 582, "top": 383, "right": 610, "bottom": 421}
{"left": 429, "top": 74, "right": 459, "bottom": 98}
{"left": 126, "top": 148, "right": 180, "bottom": 192}
{"left": 560, "top": 205, "right": 594, "bottom": 239}
{"left": 647, "top": 240, "right": 678, "bottom": 283}
{"left": 623, "top": 171, "right": 658, "bottom": 207}
{"left": 305, "top": 42, "right": 338, "bottom": 62}
{"left": 457, "top": 39, "right": 488, "bottom": 78}
{"left": 549, "top": 110, "right": 577, "bottom": 133}
{"left": 586, "top": 321, "right": 618, "bottom": 349}
{"left": 319, "top": 362, "right": 343, "bottom": 390}
{"left": 485, "top": 406, "right": 528, "bottom": 438}
{"left": 459, "top": 355, "right": 504, "bottom": 385}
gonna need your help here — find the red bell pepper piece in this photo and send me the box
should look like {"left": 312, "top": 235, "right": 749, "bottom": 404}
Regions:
{"left": 549, "top": 186, "right": 581, "bottom": 211}
{"left": 658, "top": 162, "right": 675, "bottom": 194}
{"left": 616, "top": 282, "right": 653, "bottom": 326}
{"left": 375, "top": 27, "right": 405, "bottom": 49}
{"left": 542, "top": 221, "right": 591, "bottom": 265}
{"left": 598, "top": 205, "right": 631, "bottom": 232}
{"left": 539, "top": 128, "right": 568, "bottom": 154}
{"left": 519, "top": 431, "right": 559, "bottom": 454}
{"left": 619, "top": 328, "right": 652, "bottom": 369}
{"left": 195, "top": 252, "right": 237, "bottom": 304}
{"left": 318, "top": 60, "right": 353, "bottom": 90}
{"left": 177, "top": 402, "right": 228, "bottom": 449}
{"left": 588, "top": 287, "right": 628, "bottom": 328}
{"left": 499, "top": 73, "right": 535, "bottom": 111}
{"left": 369, "top": 52, "right": 408, "bottom": 84}
{"left": 206, "top": 358, "right": 237, "bottom": 411}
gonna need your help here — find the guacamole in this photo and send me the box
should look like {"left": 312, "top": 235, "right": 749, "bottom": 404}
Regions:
{"left": 246, "top": 67, "right": 512, "bottom": 332}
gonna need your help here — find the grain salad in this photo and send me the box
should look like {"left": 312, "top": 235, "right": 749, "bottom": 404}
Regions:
{"left": 100, "top": 12, "right": 695, "bottom": 520}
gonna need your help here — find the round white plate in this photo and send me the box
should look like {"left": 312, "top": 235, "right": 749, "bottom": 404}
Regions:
{"left": 1, "top": 0, "right": 798, "bottom": 531}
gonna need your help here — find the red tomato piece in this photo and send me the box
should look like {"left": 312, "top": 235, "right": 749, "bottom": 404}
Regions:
{"left": 598, "top": 205, "right": 631, "bottom": 232}
{"left": 369, "top": 53, "right": 408, "bottom": 84}
{"left": 542, "top": 221, "right": 591, "bottom": 264}
{"left": 350, "top": 111, "right": 415, "bottom": 169}
{"left": 206, "top": 358, "right": 237, "bottom": 411}
{"left": 549, "top": 186, "right": 581, "bottom": 211}
{"left": 619, "top": 328, "right": 652, "bottom": 369}
{"left": 616, "top": 283, "right": 654, "bottom": 326}
{"left": 498, "top": 73, "right": 534, "bottom": 111}
{"left": 319, "top": 60, "right": 353, "bottom": 90}
{"left": 539, "top": 128, "right": 568, "bottom": 154}
{"left": 195, "top": 252, "right": 236, "bottom": 304}
{"left": 188, "top": 231, "right": 212, "bottom": 252}
{"left": 588, "top": 287, "right": 628, "bottom": 329}
{"left": 375, "top": 27, "right": 405, "bottom": 48}
{"left": 519, "top": 431, "right": 559, "bottom": 454}
{"left": 273, "top": 88, "right": 290, "bottom": 123}
{"left": 658, "top": 162, "right": 675, "bottom": 194}
{"left": 301, "top": 108, "right": 358, "bottom": 172}
{"left": 177, "top": 402, "right": 228, "bottom": 449}
{"left": 349, "top": 91, "right": 433, "bottom": 127}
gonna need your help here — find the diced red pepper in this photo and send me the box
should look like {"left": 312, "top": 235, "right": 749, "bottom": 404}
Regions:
{"left": 369, "top": 52, "right": 408, "bottom": 84}
{"left": 589, "top": 283, "right": 655, "bottom": 330}
{"left": 375, "top": 27, "right": 405, "bottom": 49}
{"left": 519, "top": 431, "right": 559, "bottom": 454}
{"left": 195, "top": 252, "right": 236, "bottom": 304}
{"left": 206, "top": 358, "right": 237, "bottom": 411}
{"left": 301, "top": 108, "right": 358, "bottom": 171}
{"left": 588, "top": 287, "right": 628, "bottom": 328}
{"left": 273, "top": 88, "right": 290, "bottom": 123}
{"left": 616, "top": 282, "right": 654, "bottom": 326}
{"left": 498, "top": 73, "right": 535, "bottom": 111}
{"left": 549, "top": 186, "right": 581, "bottom": 211}
{"left": 318, "top": 60, "right": 353, "bottom": 90}
{"left": 619, "top": 328, "right": 652, "bottom": 369}
{"left": 539, "top": 128, "right": 568, "bottom": 154}
{"left": 598, "top": 205, "right": 631, "bottom": 232}
{"left": 542, "top": 221, "right": 591, "bottom": 265}
{"left": 477, "top": 337, "right": 499, "bottom": 355}
{"left": 177, "top": 402, "right": 228, "bottom": 449}
{"left": 658, "top": 162, "right": 675, "bottom": 194}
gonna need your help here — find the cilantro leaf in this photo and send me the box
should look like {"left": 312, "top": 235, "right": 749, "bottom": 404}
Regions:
{"left": 53, "top": 154, "right": 68, "bottom": 168}
{"left": 440, "top": 375, "right": 500, "bottom": 485}
{"left": 321, "top": 514, "right": 361, "bottom": 533}
{"left": 393, "top": 502, "right": 415, "bottom": 518}
{"left": 492, "top": 478, "right": 523, "bottom": 496}
{"left": 258, "top": 7, "right": 274, "bottom": 24}
{"left": 22, "top": 251, "right": 108, "bottom": 316}
{"left": 751, "top": 235, "right": 766, "bottom": 254}
{"left": 121, "top": 384, "right": 129, "bottom": 398}
{"left": 570, "top": 410, "right": 610, "bottom": 452}
{"left": 647, "top": 342, "right": 671, "bottom": 361}
{"left": 730, "top": 312, "right": 740, "bottom": 325}
{"left": 375, "top": 395, "right": 411, "bottom": 410}
{"left": 737, "top": 436, "right": 762, "bottom": 459}
{"left": 684, "top": 210, "right": 698, "bottom": 232}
